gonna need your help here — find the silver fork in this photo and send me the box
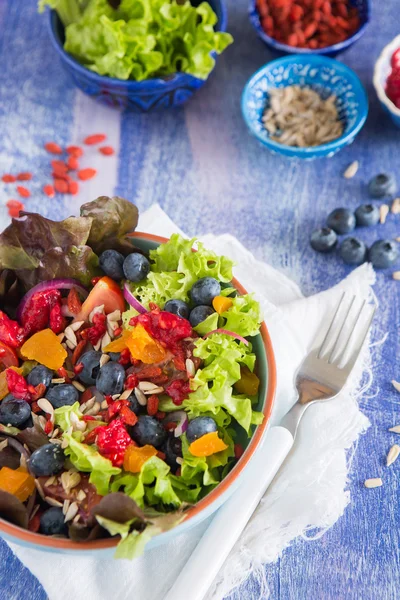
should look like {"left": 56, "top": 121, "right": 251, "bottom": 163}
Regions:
{"left": 165, "top": 293, "right": 375, "bottom": 600}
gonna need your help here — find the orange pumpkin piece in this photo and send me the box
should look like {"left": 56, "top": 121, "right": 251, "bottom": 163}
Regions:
{"left": 233, "top": 366, "right": 260, "bottom": 396}
{"left": 126, "top": 325, "right": 166, "bottom": 365}
{"left": 212, "top": 295, "right": 233, "bottom": 315}
{"left": 0, "top": 367, "right": 23, "bottom": 401}
{"left": 0, "top": 466, "right": 35, "bottom": 502}
{"left": 188, "top": 432, "right": 228, "bottom": 457}
{"left": 123, "top": 444, "right": 158, "bottom": 473}
{"left": 103, "top": 329, "right": 132, "bottom": 353}
{"left": 21, "top": 328, "right": 67, "bottom": 371}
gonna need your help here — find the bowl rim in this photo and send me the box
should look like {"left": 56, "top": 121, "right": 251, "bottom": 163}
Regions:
{"left": 48, "top": 3, "right": 227, "bottom": 89}
{"left": 0, "top": 231, "right": 277, "bottom": 552}
{"left": 241, "top": 54, "right": 369, "bottom": 157}
{"left": 248, "top": 0, "right": 371, "bottom": 56}
{"left": 373, "top": 34, "right": 400, "bottom": 117}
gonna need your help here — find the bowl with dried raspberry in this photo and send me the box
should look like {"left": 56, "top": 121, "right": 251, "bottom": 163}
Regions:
{"left": 373, "top": 35, "right": 400, "bottom": 128}
{"left": 249, "top": 0, "right": 371, "bottom": 57}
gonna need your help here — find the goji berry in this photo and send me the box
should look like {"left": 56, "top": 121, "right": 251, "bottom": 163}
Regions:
{"left": 66, "top": 145, "right": 83, "bottom": 158}
{"left": 74, "top": 362, "right": 84, "bottom": 375}
{"left": 28, "top": 513, "right": 41, "bottom": 533}
{"left": 290, "top": 4, "right": 303, "bottom": 20}
{"left": 72, "top": 340, "right": 86, "bottom": 365}
{"left": 2, "top": 174, "right": 16, "bottom": 183}
{"left": 44, "top": 419, "right": 53, "bottom": 435}
{"left": 16, "top": 186, "right": 30, "bottom": 198}
{"left": 84, "top": 134, "right": 106, "bottom": 145}
{"left": 147, "top": 395, "right": 159, "bottom": 416}
{"left": 51, "top": 160, "right": 68, "bottom": 173}
{"left": 44, "top": 142, "right": 63, "bottom": 155}
{"left": 80, "top": 387, "right": 94, "bottom": 405}
{"left": 54, "top": 179, "right": 69, "bottom": 194}
{"left": 78, "top": 168, "right": 97, "bottom": 181}
{"left": 57, "top": 367, "right": 71, "bottom": 382}
{"left": 119, "top": 405, "right": 138, "bottom": 426}
{"left": 99, "top": 146, "right": 115, "bottom": 155}
{"left": 234, "top": 444, "right": 244, "bottom": 459}
{"left": 67, "top": 156, "right": 79, "bottom": 170}
{"left": 68, "top": 180, "right": 79, "bottom": 195}
{"left": 67, "top": 288, "right": 82, "bottom": 315}
{"left": 164, "top": 422, "right": 177, "bottom": 431}
{"left": 31, "top": 401, "right": 40, "bottom": 414}
{"left": 16, "top": 172, "right": 33, "bottom": 181}
{"left": 32, "top": 383, "right": 46, "bottom": 401}
{"left": 43, "top": 184, "right": 55, "bottom": 198}
{"left": 82, "top": 415, "right": 96, "bottom": 422}
{"left": 156, "top": 450, "right": 166, "bottom": 460}
{"left": 175, "top": 467, "right": 181, "bottom": 476}
{"left": 155, "top": 411, "right": 166, "bottom": 420}
{"left": 6, "top": 199, "right": 24, "bottom": 218}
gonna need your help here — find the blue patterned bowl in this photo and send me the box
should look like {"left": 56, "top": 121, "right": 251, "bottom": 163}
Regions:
{"left": 249, "top": 0, "right": 370, "bottom": 57}
{"left": 373, "top": 35, "right": 400, "bottom": 128}
{"left": 241, "top": 55, "right": 368, "bottom": 160}
{"left": 48, "top": 1, "right": 227, "bottom": 112}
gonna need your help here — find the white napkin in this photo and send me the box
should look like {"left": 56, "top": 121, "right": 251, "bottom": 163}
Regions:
{"left": 7, "top": 205, "right": 376, "bottom": 600}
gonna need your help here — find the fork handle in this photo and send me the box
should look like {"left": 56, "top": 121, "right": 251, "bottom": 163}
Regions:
{"left": 164, "top": 426, "right": 294, "bottom": 600}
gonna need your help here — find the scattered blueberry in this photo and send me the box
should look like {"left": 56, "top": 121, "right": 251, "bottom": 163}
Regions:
{"left": 310, "top": 228, "right": 338, "bottom": 253}
{"left": 109, "top": 352, "right": 121, "bottom": 362}
{"left": 123, "top": 253, "right": 150, "bottom": 282}
{"left": 46, "top": 384, "right": 79, "bottom": 409}
{"left": 129, "top": 416, "right": 167, "bottom": 448}
{"left": 39, "top": 508, "right": 67, "bottom": 536}
{"left": 29, "top": 444, "right": 65, "bottom": 477}
{"left": 327, "top": 208, "right": 356, "bottom": 234}
{"left": 96, "top": 361, "right": 125, "bottom": 396}
{"left": 339, "top": 238, "right": 367, "bottom": 266}
{"left": 369, "top": 240, "right": 399, "bottom": 269}
{"left": 186, "top": 417, "right": 217, "bottom": 444}
{"left": 164, "top": 436, "right": 182, "bottom": 472}
{"left": 164, "top": 299, "right": 190, "bottom": 320}
{"left": 127, "top": 392, "right": 141, "bottom": 415}
{"left": 27, "top": 365, "right": 53, "bottom": 391}
{"left": 189, "top": 305, "right": 215, "bottom": 328}
{"left": 355, "top": 204, "right": 380, "bottom": 227}
{"left": 99, "top": 249, "right": 125, "bottom": 281}
{"left": 191, "top": 277, "right": 221, "bottom": 306}
{"left": 368, "top": 173, "right": 396, "bottom": 198}
{"left": 0, "top": 395, "right": 31, "bottom": 427}
{"left": 77, "top": 351, "right": 102, "bottom": 386}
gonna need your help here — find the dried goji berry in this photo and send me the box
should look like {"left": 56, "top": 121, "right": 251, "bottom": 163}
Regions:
{"left": 164, "top": 422, "right": 177, "bottom": 432}
{"left": 84, "top": 134, "right": 106, "bottom": 145}
{"left": 74, "top": 362, "right": 84, "bottom": 375}
{"left": 78, "top": 168, "right": 97, "bottom": 181}
{"left": 67, "top": 288, "right": 82, "bottom": 315}
{"left": 57, "top": 367, "right": 71, "bottom": 383}
{"left": 156, "top": 450, "right": 166, "bottom": 460}
{"left": 31, "top": 401, "right": 41, "bottom": 414}
{"left": 234, "top": 444, "right": 244, "bottom": 459}
{"left": 51, "top": 160, "right": 68, "bottom": 173}
{"left": 54, "top": 179, "right": 69, "bottom": 194}
{"left": 290, "top": 4, "right": 303, "bottom": 20}
{"left": 43, "top": 184, "right": 55, "bottom": 198}
{"left": 32, "top": 383, "right": 46, "bottom": 401}
{"left": 28, "top": 513, "right": 41, "bottom": 533}
{"left": 147, "top": 395, "right": 159, "bottom": 416}
{"left": 16, "top": 172, "right": 33, "bottom": 181}
{"left": 119, "top": 405, "right": 138, "bottom": 426}
{"left": 16, "top": 186, "right": 30, "bottom": 198}
{"left": 175, "top": 467, "right": 181, "bottom": 476}
{"left": 68, "top": 180, "right": 79, "bottom": 195}
{"left": 72, "top": 340, "right": 86, "bottom": 366}
{"left": 67, "top": 156, "right": 79, "bottom": 170}
{"left": 52, "top": 171, "right": 70, "bottom": 182}
{"left": 44, "top": 420, "right": 53, "bottom": 435}
{"left": 6, "top": 199, "right": 25, "bottom": 218}
{"left": 155, "top": 411, "right": 166, "bottom": 420}
{"left": 2, "top": 174, "right": 16, "bottom": 183}
{"left": 44, "top": 142, "right": 63, "bottom": 155}
{"left": 99, "top": 146, "right": 115, "bottom": 155}
{"left": 66, "top": 145, "right": 83, "bottom": 158}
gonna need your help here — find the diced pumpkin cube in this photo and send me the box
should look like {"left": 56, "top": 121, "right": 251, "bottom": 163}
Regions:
{"left": 0, "top": 466, "right": 35, "bottom": 502}
{"left": 212, "top": 296, "right": 233, "bottom": 315}
{"left": 21, "top": 329, "right": 67, "bottom": 371}
{"left": 233, "top": 366, "right": 260, "bottom": 396}
{"left": 123, "top": 444, "right": 157, "bottom": 473}
{"left": 188, "top": 431, "right": 228, "bottom": 457}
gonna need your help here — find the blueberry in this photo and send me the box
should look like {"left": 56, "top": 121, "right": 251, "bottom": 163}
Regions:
{"left": 78, "top": 351, "right": 102, "bottom": 386}
{"left": 164, "top": 299, "right": 190, "bottom": 320}
{"left": 189, "top": 305, "right": 214, "bottom": 328}
{"left": 339, "top": 238, "right": 367, "bottom": 265}
{"left": 368, "top": 173, "right": 396, "bottom": 198}
{"left": 39, "top": 507, "right": 67, "bottom": 536}
{"left": 46, "top": 385, "right": 79, "bottom": 409}
{"left": 127, "top": 391, "right": 141, "bottom": 415}
{"left": 164, "top": 436, "right": 182, "bottom": 472}
{"left": 109, "top": 352, "right": 121, "bottom": 362}
{"left": 29, "top": 443, "right": 65, "bottom": 477}
{"left": 123, "top": 253, "right": 150, "bottom": 283}
{"left": 355, "top": 204, "right": 380, "bottom": 227}
{"left": 327, "top": 208, "right": 356, "bottom": 234}
{"left": 190, "top": 277, "right": 221, "bottom": 306}
{"left": 310, "top": 228, "right": 338, "bottom": 253}
{"left": 27, "top": 366, "right": 53, "bottom": 390}
{"left": 369, "top": 240, "right": 399, "bottom": 269}
{"left": 99, "top": 249, "right": 125, "bottom": 281}
{"left": 129, "top": 416, "right": 167, "bottom": 448}
{"left": 0, "top": 395, "right": 31, "bottom": 427}
{"left": 96, "top": 361, "right": 125, "bottom": 396}
{"left": 186, "top": 417, "right": 217, "bottom": 444}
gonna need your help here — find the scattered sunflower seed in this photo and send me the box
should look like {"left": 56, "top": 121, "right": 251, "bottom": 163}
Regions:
{"left": 35, "top": 479, "right": 45, "bottom": 500}
{"left": 38, "top": 415, "right": 47, "bottom": 431}
{"left": 343, "top": 161, "right": 359, "bottom": 179}
{"left": 392, "top": 272, "right": 400, "bottom": 281}
{"left": 73, "top": 514, "right": 81, "bottom": 524}
{"left": 76, "top": 489, "right": 87, "bottom": 502}
{"left": 85, "top": 403, "right": 100, "bottom": 417}
{"left": 61, "top": 342, "right": 68, "bottom": 350}
{"left": 89, "top": 305, "right": 105, "bottom": 323}
{"left": 388, "top": 425, "right": 400, "bottom": 433}
{"left": 45, "top": 496, "right": 63, "bottom": 508}
{"left": 62, "top": 499, "right": 70, "bottom": 515}
{"left": 391, "top": 198, "right": 400, "bottom": 214}
{"left": 51, "top": 378, "right": 65, "bottom": 384}
{"left": 392, "top": 380, "right": 400, "bottom": 393}
{"left": 138, "top": 381, "right": 159, "bottom": 392}
{"left": 119, "top": 388, "right": 133, "bottom": 400}
{"left": 176, "top": 457, "right": 184, "bottom": 466}
{"left": 66, "top": 340, "right": 76, "bottom": 350}
{"left": 0, "top": 439, "right": 8, "bottom": 452}
{"left": 364, "top": 478, "right": 383, "bottom": 489}
{"left": 69, "top": 321, "right": 84, "bottom": 332}
{"left": 37, "top": 398, "right": 55, "bottom": 419}
{"left": 107, "top": 310, "right": 121, "bottom": 322}
{"left": 101, "top": 332, "right": 112, "bottom": 351}
{"left": 135, "top": 387, "right": 147, "bottom": 406}
{"left": 64, "top": 326, "right": 78, "bottom": 347}
{"left": 57, "top": 333, "right": 65, "bottom": 343}
{"left": 64, "top": 501, "right": 79, "bottom": 523}
{"left": 380, "top": 204, "right": 390, "bottom": 224}
{"left": 144, "top": 387, "right": 164, "bottom": 395}
{"left": 100, "top": 399, "right": 108, "bottom": 410}
{"left": 93, "top": 339, "right": 102, "bottom": 351}
{"left": 386, "top": 444, "right": 400, "bottom": 466}
{"left": 45, "top": 476, "right": 57, "bottom": 487}
{"left": 112, "top": 394, "right": 120, "bottom": 400}
{"left": 81, "top": 397, "right": 96, "bottom": 413}
{"left": 100, "top": 353, "right": 110, "bottom": 367}
{"left": 186, "top": 358, "right": 195, "bottom": 377}
{"left": 72, "top": 380, "right": 86, "bottom": 392}
{"left": 20, "top": 454, "right": 28, "bottom": 470}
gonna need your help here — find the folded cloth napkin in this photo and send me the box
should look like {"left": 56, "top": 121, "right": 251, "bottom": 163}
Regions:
{"left": 7, "top": 205, "right": 375, "bottom": 600}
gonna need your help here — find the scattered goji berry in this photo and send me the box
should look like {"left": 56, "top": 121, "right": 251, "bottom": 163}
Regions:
{"left": 80, "top": 387, "right": 94, "bottom": 405}
{"left": 164, "top": 422, "right": 177, "bottom": 432}
{"left": 74, "top": 362, "right": 84, "bottom": 375}
{"left": 43, "top": 184, "right": 55, "bottom": 198}
{"left": 57, "top": 367, "right": 71, "bottom": 382}
{"left": 6, "top": 199, "right": 25, "bottom": 218}
{"left": 31, "top": 401, "right": 40, "bottom": 414}
{"left": 68, "top": 180, "right": 79, "bottom": 195}
{"left": 32, "top": 383, "right": 46, "bottom": 401}
{"left": 67, "top": 288, "right": 82, "bottom": 315}
{"left": 16, "top": 172, "right": 33, "bottom": 181}
{"left": 44, "top": 420, "right": 53, "bottom": 435}
{"left": 78, "top": 168, "right": 97, "bottom": 181}
{"left": 52, "top": 171, "right": 70, "bottom": 182}
{"left": 67, "top": 156, "right": 79, "bottom": 170}
{"left": 2, "top": 174, "right": 16, "bottom": 183}
{"left": 54, "top": 179, "right": 69, "bottom": 194}
{"left": 28, "top": 513, "right": 41, "bottom": 533}
{"left": 72, "top": 340, "right": 87, "bottom": 366}
{"left": 155, "top": 411, "right": 166, "bottom": 420}
{"left": 156, "top": 450, "right": 166, "bottom": 460}
{"left": 84, "top": 134, "right": 106, "bottom": 145}
{"left": 99, "top": 146, "right": 115, "bottom": 155}
{"left": 66, "top": 145, "right": 84, "bottom": 158}
{"left": 234, "top": 444, "right": 245, "bottom": 459}
{"left": 16, "top": 186, "right": 30, "bottom": 198}
{"left": 147, "top": 395, "right": 159, "bottom": 416}
{"left": 175, "top": 467, "right": 181, "bottom": 476}
{"left": 51, "top": 160, "right": 68, "bottom": 173}
{"left": 44, "top": 142, "right": 63, "bottom": 155}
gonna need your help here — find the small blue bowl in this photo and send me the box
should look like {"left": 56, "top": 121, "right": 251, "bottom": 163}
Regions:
{"left": 241, "top": 55, "right": 368, "bottom": 160}
{"left": 249, "top": 0, "right": 370, "bottom": 57}
{"left": 48, "top": 1, "right": 227, "bottom": 112}
{"left": 373, "top": 35, "right": 400, "bottom": 128}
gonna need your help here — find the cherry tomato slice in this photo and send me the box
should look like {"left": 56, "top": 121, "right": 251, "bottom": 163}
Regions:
{"left": 77, "top": 277, "right": 125, "bottom": 322}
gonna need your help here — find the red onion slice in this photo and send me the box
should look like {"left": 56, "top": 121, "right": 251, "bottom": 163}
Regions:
{"left": 17, "top": 279, "right": 88, "bottom": 322}
{"left": 203, "top": 328, "right": 249, "bottom": 346}
{"left": 123, "top": 282, "right": 147, "bottom": 314}
{"left": 163, "top": 411, "right": 189, "bottom": 438}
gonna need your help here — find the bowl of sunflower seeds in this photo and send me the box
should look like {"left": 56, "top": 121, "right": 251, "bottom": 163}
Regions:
{"left": 241, "top": 55, "right": 368, "bottom": 159}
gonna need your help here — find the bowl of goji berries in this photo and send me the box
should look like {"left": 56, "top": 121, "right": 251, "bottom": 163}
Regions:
{"left": 249, "top": 0, "right": 370, "bottom": 57}
{"left": 373, "top": 35, "right": 400, "bottom": 128}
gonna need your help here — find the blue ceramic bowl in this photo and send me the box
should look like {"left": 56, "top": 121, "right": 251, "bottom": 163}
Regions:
{"left": 48, "top": 1, "right": 227, "bottom": 112}
{"left": 241, "top": 55, "right": 369, "bottom": 160}
{"left": 373, "top": 35, "right": 400, "bottom": 128}
{"left": 249, "top": 0, "right": 370, "bottom": 57}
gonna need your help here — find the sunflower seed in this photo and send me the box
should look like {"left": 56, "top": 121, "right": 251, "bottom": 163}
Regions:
{"left": 364, "top": 478, "right": 383, "bottom": 488}
{"left": 62, "top": 499, "right": 70, "bottom": 515}
{"left": 392, "top": 272, "right": 400, "bottom": 281}
{"left": 30, "top": 504, "right": 40, "bottom": 520}
{"left": 85, "top": 403, "right": 100, "bottom": 417}
{"left": 38, "top": 415, "right": 47, "bottom": 431}
{"left": 45, "top": 476, "right": 57, "bottom": 487}
{"left": 61, "top": 343, "right": 68, "bottom": 350}
{"left": 144, "top": 387, "right": 164, "bottom": 395}
{"left": 107, "top": 309, "right": 121, "bottom": 322}
{"left": 81, "top": 397, "right": 96, "bottom": 413}
{"left": 49, "top": 438, "right": 62, "bottom": 445}
{"left": 51, "top": 378, "right": 65, "bottom": 384}
{"left": 0, "top": 439, "right": 8, "bottom": 451}
{"left": 64, "top": 326, "right": 78, "bottom": 347}
{"left": 186, "top": 358, "right": 195, "bottom": 377}
{"left": 386, "top": 444, "right": 400, "bottom": 466}
{"left": 72, "top": 380, "right": 86, "bottom": 392}
{"left": 70, "top": 321, "right": 84, "bottom": 332}
{"left": 89, "top": 305, "right": 105, "bottom": 323}
{"left": 112, "top": 394, "right": 120, "bottom": 400}
{"left": 101, "top": 332, "right": 111, "bottom": 351}
{"left": 61, "top": 437, "right": 69, "bottom": 449}
{"left": 45, "top": 496, "right": 63, "bottom": 508}
{"left": 119, "top": 388, "right": 134, "bottom": 400}
{"left": 389, "top": 425, "right": 400, "bottom": 433}
{"left": 51, "top": 428, "right": 60, "bottom": 439}
{"left": 70, "top": 412, "right": 86, "bottom": 432}
{"left": 37, "top": 398, "right": 54, "bottom": 419}
{"left": 76, "top": 490, "right": 87, "bottom": 502}
{"left": 391, "top": 198, "right": 400, "bottom": 214}
{"left": 380, "top": 204, "right": 390, "bottom": 224}
{"left": 392, "top": 380, "right": 400, "bottom": 393}
{"left": 73, "top": 514, "right": 81, "bottom": 524}
{"left": 135, "top": 387, "right": 147, "bottom": 406}
{"left": 101, "top": 400, "right": 108, "bottom": 410}
{"left": 64, "top": 501, "right": 79, "bottom": 523}
{"left": 66, "top": 340, "right": 76, "bottom": 350}
{"left": 176, "top": 457, "right": 183, "bottom": 466}
{"left": 100, "top": 353, "right": 110, "bottom": 367}
{"left": 93, "top": 339, "right": 102, "bottom": 351}
{"left": 343, "top": 161, "right": 359, "bottom": 179}
{"left": 138, "top": 381, "right": 159, "bottom": 392}
{"left": 35, "top": 479, "right": 45, "bottom": 500}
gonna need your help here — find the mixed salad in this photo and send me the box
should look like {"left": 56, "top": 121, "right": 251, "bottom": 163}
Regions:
{"left": 39, "top": 0, "right": 233, "bottom": 81}
{"left": 0, "top": 197, "right": 264, "bottom": 558}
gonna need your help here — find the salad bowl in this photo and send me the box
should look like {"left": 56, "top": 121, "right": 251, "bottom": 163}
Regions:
{"left": 0, "top": 209, "right": 276, "bottom": 557}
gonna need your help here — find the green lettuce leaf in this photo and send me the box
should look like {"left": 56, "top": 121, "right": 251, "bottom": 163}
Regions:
{"left": 38, "top": 0, "right": 89, "bottom": 26}
{"left": 54, "top": 402, "right": 83, "bottom": 432}
{"left": 221, "top": 294, "right": 263, "bottom": 338}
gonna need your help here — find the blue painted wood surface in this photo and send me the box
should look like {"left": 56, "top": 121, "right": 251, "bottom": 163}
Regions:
{"left": 0, "top": 1, "right": 399, "bottom": 599}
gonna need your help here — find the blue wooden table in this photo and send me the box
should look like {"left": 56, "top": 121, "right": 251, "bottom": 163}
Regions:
{"left": 1, "top": 1, "right": 400, "bottom": 599}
